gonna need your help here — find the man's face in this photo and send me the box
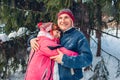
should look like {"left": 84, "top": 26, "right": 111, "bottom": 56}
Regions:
{"left": 57, "top": 14, "right": 73, "bottom": 31}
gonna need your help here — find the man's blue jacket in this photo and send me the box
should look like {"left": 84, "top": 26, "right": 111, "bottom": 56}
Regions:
{"left": 58, "top": 27, "right": 93, "bottom": 80}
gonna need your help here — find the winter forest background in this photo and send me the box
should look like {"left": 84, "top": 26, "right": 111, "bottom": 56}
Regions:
{"left": 0, "top": 0, "right": 120, "bottom": 80}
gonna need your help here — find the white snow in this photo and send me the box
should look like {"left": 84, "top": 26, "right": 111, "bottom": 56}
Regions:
{"left": 8, "top": 31, "right": 17, "bottom": 39}
{"left": 17, "top": 27, "right": 29, "bottom": 36}
{"left": 82, "top": 29, "right": 120, "bottom": 80}
{"left": 0, "top": 33, "right": 9, "bottom": 42}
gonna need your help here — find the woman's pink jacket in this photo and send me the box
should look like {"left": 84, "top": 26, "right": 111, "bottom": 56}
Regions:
{"left": 25, "top": 36, "right": 78, "bottom": 80}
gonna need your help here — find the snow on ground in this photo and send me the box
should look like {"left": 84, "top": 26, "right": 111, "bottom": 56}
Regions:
{"left": 83, "top": 29, "right": 120, "bottom": 80}
{"left": 8, "top": 72, "right": 25, "bottom": 80}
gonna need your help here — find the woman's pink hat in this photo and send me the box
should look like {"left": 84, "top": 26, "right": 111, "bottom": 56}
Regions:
{"left": 37, "top": 22, "right": 43, "bottom": 28}
{"left": 57, "top": 9, "right": 75, "bottom": 22}
{"left": 37, "top": 22, "right": 53, "bottom": 31}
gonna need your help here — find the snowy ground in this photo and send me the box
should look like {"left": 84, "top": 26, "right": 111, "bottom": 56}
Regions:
{"left": 0, "top": 28, "right": 120, "bottom": 80}
{"left": 83, "top": 29, "right": 120, "bottom": 80}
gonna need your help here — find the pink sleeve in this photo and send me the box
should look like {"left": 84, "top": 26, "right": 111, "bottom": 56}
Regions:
{"left": 37, "top": 37, "right": 59, "bottom": 57}
{"left": 38, "top": 37, "right": 78, "bottom": 57}
{"left": 59, "top": 47, "right": 78, "bottom": 56}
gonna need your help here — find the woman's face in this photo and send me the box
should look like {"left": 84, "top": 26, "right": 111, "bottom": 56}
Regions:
{"left": 52, "top": 30, "right": 61, "bottom": 38}
{"left": 57, "top": 14, "right": 73, "bottom": 31}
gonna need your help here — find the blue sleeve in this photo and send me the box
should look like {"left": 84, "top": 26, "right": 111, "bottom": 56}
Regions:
{"left": 62, "top": 37, "right": 93, "bottom": 68}
{"left": 27, "top": 28, "right": 40, "bottom": 47}
{"left": 27, "top": 34, "right": 37, "bottom": 47}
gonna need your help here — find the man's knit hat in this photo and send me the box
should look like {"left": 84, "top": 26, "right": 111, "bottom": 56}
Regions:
{"left": 57, "top": 9, "right": 75, "bottom": 22}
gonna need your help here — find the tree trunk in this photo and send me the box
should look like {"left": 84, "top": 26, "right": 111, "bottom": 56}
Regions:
{"left": 96, "top": 31, "right": 101, "bottom": 56}
{"left": 95, "top": 2, "right": 102, "bottom": 57}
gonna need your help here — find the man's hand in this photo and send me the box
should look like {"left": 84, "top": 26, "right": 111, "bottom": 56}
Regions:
{"left": 30, "top": 38, "right": 39, "bottom": 51}
{"left": 50, "top": 49, "right": 63, "bottom": 64}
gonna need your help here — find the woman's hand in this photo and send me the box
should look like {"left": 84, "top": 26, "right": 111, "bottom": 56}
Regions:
{"left": 30, "top": 38, "right": 39, "bottom": 51}
{"left": 50, "top": 49, "right": 63, "bottom": 64}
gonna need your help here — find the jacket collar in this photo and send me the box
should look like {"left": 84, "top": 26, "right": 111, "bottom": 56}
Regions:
{"left": 63, "top": 27, "right": 75, "bottom": 34}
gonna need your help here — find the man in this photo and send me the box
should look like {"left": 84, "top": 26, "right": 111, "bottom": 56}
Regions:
{"left": 30, "top": 9, "right": 93, "bottom": 80}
